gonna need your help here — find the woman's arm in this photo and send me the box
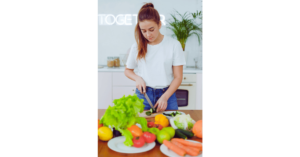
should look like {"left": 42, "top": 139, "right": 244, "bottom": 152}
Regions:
{"left": 124, "top": 67, "right": 147, "bottom": 94}
{"left": 154, "top": 65, "right": 183, "bottom": 112}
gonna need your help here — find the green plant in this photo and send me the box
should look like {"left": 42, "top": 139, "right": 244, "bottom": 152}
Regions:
{"left": 167, "top": 10, "right": 202, "bottom": 51}
{"left": 191, "top": 10, "right": 202, "bottom": 20}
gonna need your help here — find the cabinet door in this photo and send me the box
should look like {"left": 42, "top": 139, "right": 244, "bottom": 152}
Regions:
{"left": 113, "top": 72, "right": 135, "bottom": 86}
{"left": 98, "top": 72, "right": 113, "bottom": 109}
{"left": 196, "top": 73, "right": 202, "bottom": 110}
{"left": 113, "top": 87, "right": 136, "bottom": 101}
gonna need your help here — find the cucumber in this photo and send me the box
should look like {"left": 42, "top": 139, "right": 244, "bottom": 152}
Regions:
{"left": 175, "top": 129, "right": 187, "bottom": 139}
{"left": 150, "top": 108, "right": 156, "bottom": 113}
{"left": 177, "top": 129, "right": 194, "bottom": 138}
{"left": 145, "top": 111, "right": 152, "bottom": 116}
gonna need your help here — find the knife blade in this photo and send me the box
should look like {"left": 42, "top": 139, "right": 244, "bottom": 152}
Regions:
{"left": 143, "top": 92, "right": 155, "bottom": 110}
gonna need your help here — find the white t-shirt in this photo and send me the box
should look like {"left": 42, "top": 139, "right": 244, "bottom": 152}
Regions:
{"left": 126, "top": 35, "right": 186, "bottom": 88}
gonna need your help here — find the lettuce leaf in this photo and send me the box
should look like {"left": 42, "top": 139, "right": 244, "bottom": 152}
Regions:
{"left": 100, "top": 94, "right": 145, "bottom": 146}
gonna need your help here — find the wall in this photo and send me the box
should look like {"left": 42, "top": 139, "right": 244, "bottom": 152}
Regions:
{"left": 98, "top": 0, "right": 202, "bottom": 69}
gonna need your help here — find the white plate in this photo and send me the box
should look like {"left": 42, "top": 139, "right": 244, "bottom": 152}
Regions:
{"left": 107, "top": 136, "right": 155, "bottom": 154}
{"left": 160, "top": 140, "right": 202, "bottom": 157}
{"left": 163, "top": 111, "right": 186, "bottom": 119}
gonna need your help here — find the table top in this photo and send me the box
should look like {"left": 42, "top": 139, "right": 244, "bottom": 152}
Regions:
{"left": 98, "top": 109, "right": 202, "bottom": 157}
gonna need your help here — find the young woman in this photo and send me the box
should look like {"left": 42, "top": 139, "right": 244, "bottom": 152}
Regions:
{"left": 125, "top": 3, "right": 186, "bottom": 112}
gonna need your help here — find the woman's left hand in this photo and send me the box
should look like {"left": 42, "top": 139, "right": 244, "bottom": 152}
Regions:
{"left": 154, "top": 95, "right": 168, "bottom": 112}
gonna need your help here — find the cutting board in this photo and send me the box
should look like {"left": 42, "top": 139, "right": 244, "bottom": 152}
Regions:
{"left": 138, "top": 110, "right": 164, "bottom": 118}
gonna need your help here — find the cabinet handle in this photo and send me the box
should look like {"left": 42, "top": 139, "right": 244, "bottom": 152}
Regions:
{"left": 180, "top": 84, "right": 193, "bottom": 86}
{"left": 184, "top": 77, "right": 186, "bottom": 80}
{"left": 132, "top": 89, "right": 134, "bottom": 91}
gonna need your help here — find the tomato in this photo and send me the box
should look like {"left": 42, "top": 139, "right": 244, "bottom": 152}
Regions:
{"left": 98, "top": 119, "right": 103, "bottom": 129}
{"left": 128, "top": 125, "right": 143, "bottom": 138}
{"left": 142, "top": 132, "right": 156, "bottom": 143}
{"left": 147, "top": 122, "right": 155, "bottom": 128}
{"left": 154, "top": 124, "right": 163, "bottom": 130}
{"left": 132, "top": 136, "right": 145, "bottom": 148}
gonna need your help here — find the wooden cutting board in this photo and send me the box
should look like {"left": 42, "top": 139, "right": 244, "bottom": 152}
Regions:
{"left": 138, "top": 110, "right": 164, "bottom": 118}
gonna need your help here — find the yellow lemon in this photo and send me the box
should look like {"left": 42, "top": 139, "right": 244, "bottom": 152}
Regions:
{"left": 98, "top": 126, "right": 113, "bottom": 141}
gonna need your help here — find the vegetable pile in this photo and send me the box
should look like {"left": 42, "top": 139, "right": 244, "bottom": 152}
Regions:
{"left": 98, "top": 94, "right": 203, "bottom": 156}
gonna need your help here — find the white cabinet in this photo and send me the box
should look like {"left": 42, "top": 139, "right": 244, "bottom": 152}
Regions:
{"left": 196, "top": 73, "right": 202, "bottom": 110}
{"left": 112, "top": 87, "right": 136, "bottom": 100}
{"left": 112, "top": 72, "right": 136, "bottom": 101}
{"left": 113, "top": 73, "right": 135, "bottom": 86}
{"left": 98, "top": 72, "right": 113, "bottom": 109}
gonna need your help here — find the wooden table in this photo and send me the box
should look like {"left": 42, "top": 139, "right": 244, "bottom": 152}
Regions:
{"left": 98, "top": 109, "right": 202, "bottom": 157}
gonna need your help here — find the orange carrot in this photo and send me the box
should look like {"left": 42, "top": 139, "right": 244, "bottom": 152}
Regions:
{"left": 171, "top": 139, "right": 201, "bottom": 153}
{"left": 163, "top": 140, "right": 186, "bottom": 156}
{"left": 172, "top": 138, "right": 203, "bottom": 151}
{"left": 171, "top": 140, "right": 200, "bottom": 156}
{"left": 190, "top": 147, "right": 201, "bottom": 153}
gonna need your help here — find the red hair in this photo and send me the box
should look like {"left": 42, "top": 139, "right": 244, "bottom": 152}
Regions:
{"left": 134, "top": 3, "right": 160, "bottom": 60}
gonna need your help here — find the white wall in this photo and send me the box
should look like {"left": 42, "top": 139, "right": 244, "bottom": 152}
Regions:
{"left": 98, "top": 0, "right": 202, "bottom": 69}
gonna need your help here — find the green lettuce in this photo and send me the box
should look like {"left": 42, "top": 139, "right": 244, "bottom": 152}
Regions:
{"left": 100, "top": 94, "right": 145, "bottom": 146}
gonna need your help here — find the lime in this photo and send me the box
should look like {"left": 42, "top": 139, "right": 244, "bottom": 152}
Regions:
{"left": 157, "top": 130, "right": 171, "bottom": 144}
{"left": 162, "top": 127, "right": 175, "bottom": 138}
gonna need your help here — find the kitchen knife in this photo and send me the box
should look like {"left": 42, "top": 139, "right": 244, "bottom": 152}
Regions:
{"left": 143, "top": 92, "right": 155, "bottom": 110}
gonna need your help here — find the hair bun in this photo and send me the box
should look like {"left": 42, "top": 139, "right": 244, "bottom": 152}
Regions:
{"left": 141, "top": 3, "right": 154, "bottom": 9}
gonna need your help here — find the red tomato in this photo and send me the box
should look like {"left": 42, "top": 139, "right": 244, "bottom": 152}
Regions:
{"left": 147, "top": 122, "right": 155, "bottom": 128}
{"left": 142, "top": 132, "right": 156, "bottom": 143}
{"left": 98, "top": 119, "right": 103, "bottom": 129}
{"left": 132, "top": 136, "right": 145, "bottom": 148}
{"left": 155, "top": 124, "right": 163, "bottom": 130}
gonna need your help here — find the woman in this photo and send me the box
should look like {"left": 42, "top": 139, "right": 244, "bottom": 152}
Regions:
{"left": 125, "top": 3, "right": 186, "bottom": 112}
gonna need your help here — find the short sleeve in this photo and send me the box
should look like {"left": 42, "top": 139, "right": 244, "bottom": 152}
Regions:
{"left": 172, "top": 41, "right": 186, "bottom": 66}
{"left": 126, "top": 43, "right": 138, "bottom": 69}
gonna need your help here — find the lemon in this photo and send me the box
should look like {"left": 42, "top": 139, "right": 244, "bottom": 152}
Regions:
{"left": 98, "top": 126, "right": 113, "bottom": 141}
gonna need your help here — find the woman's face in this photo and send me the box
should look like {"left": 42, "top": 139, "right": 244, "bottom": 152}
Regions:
{"left": 139, "top": 20, "right": 161, "bottom": 43}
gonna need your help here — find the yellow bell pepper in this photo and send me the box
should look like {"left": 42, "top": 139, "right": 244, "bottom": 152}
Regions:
{"left": 155, "top": 114, "right": 169, "bottom": 127}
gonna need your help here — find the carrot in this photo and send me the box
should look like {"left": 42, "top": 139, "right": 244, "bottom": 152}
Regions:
{"left": 171, "top": 140, "right": 200, "bottom": 156}
{"left": 189, "top": 147, "right": 201, "bottom": 153}
{"left": 172, "top": 138, "right": 203, "bottom": 151}
{"left": 171, "top": 139, "right": 201, "bottom": 153}
{"left": 163, "top": 140, "right": 186, "bottom": 156}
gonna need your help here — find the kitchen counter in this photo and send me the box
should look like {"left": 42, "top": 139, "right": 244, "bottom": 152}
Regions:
{"left": 98, "top": 109, "right": 202, "bottom": 157}
{"left": 98, "top": 66, "right": 202, "bottom": 74}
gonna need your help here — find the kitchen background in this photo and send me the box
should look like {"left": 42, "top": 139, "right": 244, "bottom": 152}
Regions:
{"left": 98, "top": 0, "right": 202, "bottom": 110}
{"left": 98, "top": 0, "right": 202, "bottom": 69}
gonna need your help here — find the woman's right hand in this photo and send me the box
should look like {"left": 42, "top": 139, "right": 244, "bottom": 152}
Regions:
{"left": 136, "top": 76, "right": 146, "bottom": 94}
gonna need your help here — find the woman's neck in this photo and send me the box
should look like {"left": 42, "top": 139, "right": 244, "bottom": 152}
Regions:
{"left": 148, "top": 33, "right": 164, "bottom": 45}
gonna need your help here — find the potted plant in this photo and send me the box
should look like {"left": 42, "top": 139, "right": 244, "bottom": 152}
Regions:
{"left": 167, "top": 10, "right": 202, "bottom": 67}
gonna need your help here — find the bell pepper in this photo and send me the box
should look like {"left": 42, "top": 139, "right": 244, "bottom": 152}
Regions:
{"left": 147, "top": 127, "right": 160, "bottom": 136}
{"left": 128, "top": 125, "right": 143, "bottom": 138}
{"left": 154, "top": 114, "right": 169, "bottom": 127}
